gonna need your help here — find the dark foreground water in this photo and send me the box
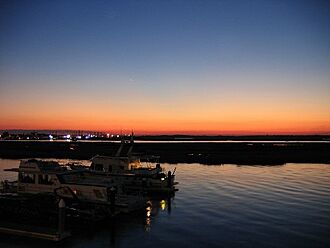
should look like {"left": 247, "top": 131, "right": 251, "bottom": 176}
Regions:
{"left": 1, "top": 159, "right": 330, "bottom": 248}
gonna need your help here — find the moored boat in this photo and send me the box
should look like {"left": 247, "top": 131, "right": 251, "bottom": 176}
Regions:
{"left": 3, "top": 159, "right": 146, "bottom": 216}
{"left": 88, "top": 136, "right": 178, "bottom": 195}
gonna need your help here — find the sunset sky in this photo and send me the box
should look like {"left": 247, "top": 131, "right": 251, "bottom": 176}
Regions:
{"left": 0, "top": 0, "right": 329, "bottom": 134}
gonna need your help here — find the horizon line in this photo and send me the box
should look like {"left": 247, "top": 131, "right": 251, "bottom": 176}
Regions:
{"left": 1, "top": 129, "right": 330, "bottom": 136}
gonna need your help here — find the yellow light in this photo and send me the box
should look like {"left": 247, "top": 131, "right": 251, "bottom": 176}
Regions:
{"left": 160, "top": 200, "right": 166, "bottom": 211}
{"left": 146, "top": 206, "right": 151, "bottom": 217}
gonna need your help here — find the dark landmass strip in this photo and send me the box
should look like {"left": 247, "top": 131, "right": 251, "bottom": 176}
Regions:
{"left": 0, "top": 141, "right": 329, "bottom": 165}
{"left": 1, "top": 132, "right": 330, "bottom": 142}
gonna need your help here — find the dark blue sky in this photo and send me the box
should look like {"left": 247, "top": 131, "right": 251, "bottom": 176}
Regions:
{"left": 0, "top": 0, "right": 329, "bottom": 133}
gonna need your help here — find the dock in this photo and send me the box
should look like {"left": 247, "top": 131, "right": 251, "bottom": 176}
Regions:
{"left": 0, "top": 222, "right": 70, "bottom": 241}
{"left": 0, "top": 198, "right": 71, "bottom": 241}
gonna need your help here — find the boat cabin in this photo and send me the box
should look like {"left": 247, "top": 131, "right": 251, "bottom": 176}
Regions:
{"left": 11, "top": 159, "right": 115, "bottom": 204}
{"left": 90, "top": 155, "right": 142, "bottom": 173}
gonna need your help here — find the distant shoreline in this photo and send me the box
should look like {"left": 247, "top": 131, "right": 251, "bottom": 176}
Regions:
{"left": 0, "top": 141, "right": 329, "bottom": 165}
{"left": 1, "top": 134, "right": 330, "bottom": 142}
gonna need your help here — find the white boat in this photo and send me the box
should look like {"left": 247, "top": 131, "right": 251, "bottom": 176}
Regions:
{"left": 88, "top": 137, "right": 178, "bottom": 195}
{"left": 4, "top": 159, "right": 145, "bottom": 214}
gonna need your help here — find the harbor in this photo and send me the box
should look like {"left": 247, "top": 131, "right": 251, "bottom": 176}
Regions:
{"left": 0, "top": 138, "right": 178, "bottom": 242}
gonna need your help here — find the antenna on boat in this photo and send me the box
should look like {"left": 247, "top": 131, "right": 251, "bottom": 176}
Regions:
{"left": 127, "top": 130, "right": 134, "bottom": 156}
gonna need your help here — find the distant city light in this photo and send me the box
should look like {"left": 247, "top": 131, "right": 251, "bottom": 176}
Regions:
{"left": 49, "top": 135, "right": 53, "bottom": 139}
{"left": 107, "top": 133, "right": 110, "bottom": 138}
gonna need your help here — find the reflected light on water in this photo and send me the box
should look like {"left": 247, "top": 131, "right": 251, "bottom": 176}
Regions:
{"left": 145, "top": 205, "right": 152, "bottom": 232}
{"left": 146, "top": 206, "right": 151, "bottom": 218}
{"left": 160, "top": 200, "right": 166, "bottom": 211}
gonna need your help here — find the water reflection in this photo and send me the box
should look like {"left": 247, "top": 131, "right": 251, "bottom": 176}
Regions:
{"left": 86, "top": 197, "right": 176, "bottom": 247}
{"left": 160, "top": 200, "right": 166, "bottom": 211}
{"left": 144, "top": 198, "right": 173, "bottom": 232}
{"left": 145, "top": 201, "right": 152, "bottom": 232}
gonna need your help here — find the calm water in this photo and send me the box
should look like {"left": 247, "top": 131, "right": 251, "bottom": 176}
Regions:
{"left": 0, "top": 159, "right": 330, "bottom": 248}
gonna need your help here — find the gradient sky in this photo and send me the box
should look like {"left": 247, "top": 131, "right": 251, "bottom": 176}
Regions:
{"left": 0, "top": 0, "right": 329, "bottom": 134}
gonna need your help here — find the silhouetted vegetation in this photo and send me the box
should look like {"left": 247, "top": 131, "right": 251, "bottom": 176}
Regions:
{"left": 0, "top": 141, "right": 329, "bottom": 165}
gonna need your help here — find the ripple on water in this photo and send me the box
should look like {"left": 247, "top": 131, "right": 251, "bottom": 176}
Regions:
{"left": 0, "top": 160, "right": 330, "bottom": 248}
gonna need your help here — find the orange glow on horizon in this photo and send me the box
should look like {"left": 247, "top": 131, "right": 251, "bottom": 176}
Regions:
{"left": 1, "top": 116, "right": 329, "bottom": 135}
{"left": 1, "top": 81, "right": 329, "bottom": 135}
